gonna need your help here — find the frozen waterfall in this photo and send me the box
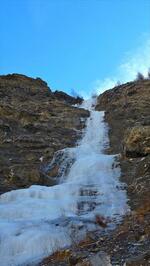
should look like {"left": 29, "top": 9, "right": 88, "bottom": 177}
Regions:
{"left": 0, "top": 98, "right": 129, "bottom": 266}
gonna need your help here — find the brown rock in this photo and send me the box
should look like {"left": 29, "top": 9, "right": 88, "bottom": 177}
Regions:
{"left": 124, "top": 126, "right": 150, "bottom": 157}
{"left": 96, "top": 80, "right": 150, "bottom": 155}
{"left": 0, "top": 74, "right": 89, "bottom": 193}
{"left": 96, "top": 79, "right": 150, "bottom": 265}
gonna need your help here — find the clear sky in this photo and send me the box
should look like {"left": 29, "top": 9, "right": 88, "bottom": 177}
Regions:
{"left": 0, "top": 0, "right": 150, "bottom": 97}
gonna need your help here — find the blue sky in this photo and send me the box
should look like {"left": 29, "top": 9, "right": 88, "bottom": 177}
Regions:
{"left": 0, "top": 0, "right": 150, "bottom": 97}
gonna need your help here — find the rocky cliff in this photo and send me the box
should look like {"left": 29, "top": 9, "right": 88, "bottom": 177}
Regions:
{"left": 96, "top": 79, "right": 150, "bottom": 209}
{"left": 94, "top": 80, "right": 150, "bottom": 265}
{"left": 1, "top": 75, "right": 150, "bottom": 265}
{"left": 0, "top": 74, "right": 89, "bottom": 193}
{"left": 40, "top": 79, "right": 150, "bottom": 266}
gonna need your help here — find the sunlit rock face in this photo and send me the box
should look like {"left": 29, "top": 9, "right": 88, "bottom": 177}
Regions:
{"left": 0, "top": 74, "right": 89, "bottom": 193}
{"left": 96, "top": 79, "right": 150, "bottom": 156}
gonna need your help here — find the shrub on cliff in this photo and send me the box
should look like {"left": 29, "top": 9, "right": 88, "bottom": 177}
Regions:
{"left": 136, "top": 72, "right": 145, "bottom": 81}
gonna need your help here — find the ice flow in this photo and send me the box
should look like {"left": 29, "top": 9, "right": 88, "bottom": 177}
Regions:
{"left": 0, "top": 98, "right": 128, "bottom": 266}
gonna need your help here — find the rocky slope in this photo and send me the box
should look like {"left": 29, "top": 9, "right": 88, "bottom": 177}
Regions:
{"left": 1, "top": 75, "right": 149, "bottom": 265}
{"left": 96, "top": 79, "right": 150, "bottom": 210}
{"left": 0, "top": 74, "right": 89, "bottom": 193}
{"left": 40, "top": 79, "right": 150, "bottom": 265}
{"left": 95, "top": 79, "right": 150, "bottom": 265}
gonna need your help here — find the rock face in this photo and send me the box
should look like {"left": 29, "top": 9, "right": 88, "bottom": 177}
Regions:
{"left": 96, "top": 79, "right": 150, "bottom": 265}
{"left": 0, "top": 74, "right": 89, "bottom": 193}
{"left": 96, "top": 79, "right": 150, "bottom": 156}
{"left": 124, "top": 126, "right": 150, "bottom": 157}
{"left": 96, "top": 79, "right": 150, "bottom": 207}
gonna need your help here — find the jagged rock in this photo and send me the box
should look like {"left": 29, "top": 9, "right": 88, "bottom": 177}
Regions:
{"left": 0, "top": 74, "right": 89, "bottom": 193}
